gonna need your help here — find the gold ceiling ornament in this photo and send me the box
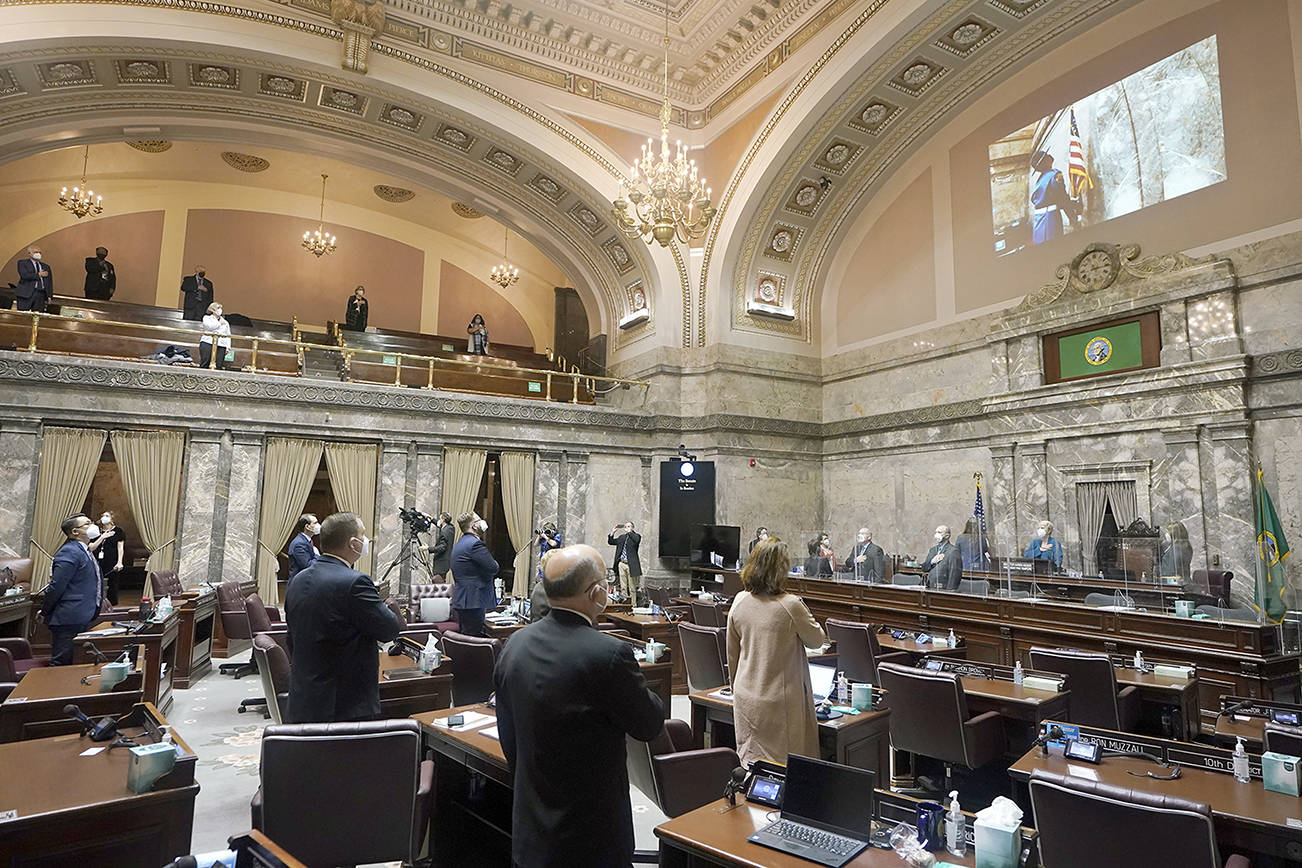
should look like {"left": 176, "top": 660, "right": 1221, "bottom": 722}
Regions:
{"left": 451, "top": 202, "right": 484, "bottom": 219}
{"left": 490, "top": 225, "right": 520, "bottom": 289}
{"left": 125, "top": 140, "right": 172, "bottom": 153}
{"left": 58, "top": 145, "right": 104, "bottom": 220}
{"left": 301, "top": 173, "right": 338, "bottom": 258}
{"left": 611, "top": 0, "right": 714, "bottom": 247}
{"left": 331, "top": 0, "right": 387, "bottom": 74}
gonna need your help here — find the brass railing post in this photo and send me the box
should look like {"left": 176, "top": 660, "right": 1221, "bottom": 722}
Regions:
{"left": 208, "top": 337, "right": 218, "bottom": 369}
{"left": 545, "top": 371, "right": 553, "bottom": 401}
{"left": 425, "top": 358, "right": 435, "bottom": 390}
{"left": 27, "top": 313, "right": 39, "bottom": 352}
{"left": 570, "top": 372, "right": 580, "bottom": 404}
{"left": 393, "top": 356, "right": 403, "bottom": 386}
{"left": 250, "top": 339, "right": 260, "bottom": 371}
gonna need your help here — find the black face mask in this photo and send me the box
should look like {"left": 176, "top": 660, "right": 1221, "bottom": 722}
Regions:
{"left": 197, "top": 271, "right": 206, "bottom": 278}
{"left": 96, "top": 252, "right": 107, "bottom": 259}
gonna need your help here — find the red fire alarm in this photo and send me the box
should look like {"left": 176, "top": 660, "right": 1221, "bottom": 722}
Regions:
{"left": 749, "top": 458, "right": 757, "bottom": 467}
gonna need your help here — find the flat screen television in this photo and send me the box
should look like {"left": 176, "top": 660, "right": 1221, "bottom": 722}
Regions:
{"left": 690, "top": 524, "right": 741, "bottom": 569}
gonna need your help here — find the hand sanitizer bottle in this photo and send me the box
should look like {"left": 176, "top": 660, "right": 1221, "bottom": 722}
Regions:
{"left": 948, "top": 628, "right": 957, "bottom": 648}
{"left": 1012, "top": 660, "right": 1024, "bottom": 686}
{"left": 837, "top": 672, "right": 849, "bottom": 705}
{"left": 1233, "top": 736, "right": 1250, "bottom": 783}
{"left": 1133, "top": 649, "right": 1144, "bottom": 670}
{"left": 945, "top": 790, "right": 966, "bottom": 857}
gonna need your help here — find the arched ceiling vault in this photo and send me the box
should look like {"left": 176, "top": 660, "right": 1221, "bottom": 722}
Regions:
{"left": 0, "top": 5, "right": 677, "bottom": 350}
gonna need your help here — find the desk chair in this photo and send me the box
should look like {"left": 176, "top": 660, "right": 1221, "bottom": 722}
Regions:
{"left": 627, "top": 718, "right": 740, "bottom": 818}
{"left": 1084, "top": 592, "right": 1136, "bottom": 608}
{"left": 956, "top": 579, "right": 991, "bottom": 596}
{"left": 252, "top": 719, "right": 433, "bottom": 867}
{"left": 251, "top": 634, "right": 291, "bottom": 724}
{"left": 441, "top": 631, "right": 501, "bottom": 705}
{"left": 1264, "top": 721, "right": 1302, "bottom": 757}
{"left": 824, "top": 618, "right": 909, "bottom": 683}
{"left": 216, "top": 581, "right": 257, "bottom": 678}
{"left": 244, "top": 594, "right": 287, "bottom": 651}
{"left": 1028, "top": 769, "right": 1250, "bottom": 868}
{"left": 0, "top": 638, "right": 49, "bottom": 675}
{"left": 678, "top": 622, "right": 728, "bottom": 693}
{"left": 1192, "top": 569, "right": 1233, "bottom": 601}
{"left": 1029, "top": 647, "right": 1138, "bottom": 732}
{"left": 891, "top": 574, "right": 924, "bottom": 586}
{"left": 689, "top": 599, "right": 727, "bottom": 627}
{"left": 148, "top": 570, "right": 184, "bottom": 598}
{"left": 0, "top": 647, "right": 17, "bottom": 701}
{"left": 877, "top": 662, "right": 1005, "bottom": 792}
{"left": 646, "top": 585, "right": 673, "bottom": 609}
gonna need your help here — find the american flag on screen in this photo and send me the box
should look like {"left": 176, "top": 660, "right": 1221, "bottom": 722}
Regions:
{"left": 1068, "top": 107, "right": 1095, "bottom": 197}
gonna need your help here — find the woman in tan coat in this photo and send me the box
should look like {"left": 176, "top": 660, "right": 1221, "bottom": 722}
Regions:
{"left": 727, "top": 538, "right": 828, "bottom": 767}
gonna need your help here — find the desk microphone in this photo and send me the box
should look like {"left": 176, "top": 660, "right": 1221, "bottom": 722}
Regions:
{"left": 63, "top": 703, "right": 119, "bottom": 741}
{"left": 82, "top": 642, "right": 109, "bottom": 664}
{"left": 1035, "top": 724, "right": 1065, "bottom": 757}
{"left": 724, "top": 766, "right": 749, "bottom": 806}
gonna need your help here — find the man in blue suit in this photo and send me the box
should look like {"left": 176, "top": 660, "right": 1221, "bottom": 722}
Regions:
{"left": 286, "top": 513, "right": 319, "bottom": 585}
{"left": 451, "top": 511, "right": 498, "bottom": 637}
{"left": 41, "top": 514, "right": 105, "bottom": 665}
{"left": 15, "top": 244, "right": 54, "bottom": 312}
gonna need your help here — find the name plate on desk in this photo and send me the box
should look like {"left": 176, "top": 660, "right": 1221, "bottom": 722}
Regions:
{"left": 1153, "top": 663, "right": 1195, "bottom": 679}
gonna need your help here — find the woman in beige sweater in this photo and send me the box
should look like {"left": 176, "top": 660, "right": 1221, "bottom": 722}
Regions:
{"left": 727, "top": 538, "right": 828, "bottom": 767}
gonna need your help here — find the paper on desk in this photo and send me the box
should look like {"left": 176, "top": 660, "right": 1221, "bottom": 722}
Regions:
{"left": 80, "top": 747, "right": 107, "bottom": 757}
{"left": 83, "top": 627, "right": 127, "bottom": 636}
{"left": 480, "top": 726, "right": 500, "bottom": 740}
{"left": 431, "top": 711, "right": 495, "bottom": 730}
{"left": 1066, "top": 764, "right": 1099, "bottom": 781}
{"left": 707, "top": 688, "right": 734, "bottom": 701}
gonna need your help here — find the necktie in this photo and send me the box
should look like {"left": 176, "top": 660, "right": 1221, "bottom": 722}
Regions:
{"left": 34, "top": 260, "right": 43, "bottom": 289}
{"left": 92, "top": 548, "right": 104, "bottom": 609}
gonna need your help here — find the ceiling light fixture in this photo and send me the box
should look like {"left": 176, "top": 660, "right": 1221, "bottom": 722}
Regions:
{"left": 301, "top": 173, "right": 337, "bottom": 257}
{"left": 490, "top": 225, "right": 520, "bottom": 288}
{"left": 611, "top": 0, "right": 714, "bottom": 247}
{"left": 58, "top": 145, "right": 104, "bottom": 220}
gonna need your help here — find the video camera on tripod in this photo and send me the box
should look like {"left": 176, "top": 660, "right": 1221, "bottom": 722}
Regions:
{"left": 398, "top": 506, "right": 434, "bottom": 533}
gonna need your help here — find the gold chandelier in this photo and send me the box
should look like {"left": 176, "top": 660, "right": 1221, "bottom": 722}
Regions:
{"left": 490, "top": 226, "right": 519, "bottom": 288}
{"left": 611, "top": 0, "right": 714, "bottom": 247}
{"left": 301, "top": 173, "right": 338, "bottom": 257}
{"left": 58, "top": 145, "right": 104, "bottom": 220}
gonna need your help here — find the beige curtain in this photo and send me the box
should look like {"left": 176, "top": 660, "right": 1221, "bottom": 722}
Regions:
{"left": 500, "top": 451, "right": 536, "bottom": 597}
{"left": 441, "top": 447, "right": 487, "bottom": 539}
{"left": 29, "top": 427, "right": 108, "bottom": 591}
{"left": 1103, "top": 481, "right": 1138, "bottom": 530}
{"left": 325, "top": 442, "right": 379, "bottom": 576}
{"left": 1076, "top": 483, "right": 1110, "bottom": 577}
{"left": 255, "top": 438, "right": 323, "bottom": 605}
{"left": 111, "top": 430, "right": 185, "bottom": 598}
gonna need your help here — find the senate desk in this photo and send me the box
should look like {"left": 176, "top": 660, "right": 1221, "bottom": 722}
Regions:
{"left": 0, "top": 662, "right": 142, "bottom": 742}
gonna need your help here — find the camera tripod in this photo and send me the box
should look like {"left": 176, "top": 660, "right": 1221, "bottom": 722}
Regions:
{"left": 377, "top": 522, "right": 434, "bottom": 593}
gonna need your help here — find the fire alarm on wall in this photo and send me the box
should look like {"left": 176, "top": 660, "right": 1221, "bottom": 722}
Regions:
{"left": 749, "top": 459, "right": 757, "bottom": 467}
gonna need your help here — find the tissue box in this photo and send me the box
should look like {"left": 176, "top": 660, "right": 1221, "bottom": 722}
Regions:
{"left": 1263, "top": 752, "right": 1302, "bottom": 796}
{"left": 127, "top": 741, "right": 177, "bottom": 793}
{"left": 974, "top": 815, "right": 1020, "bottom": 868}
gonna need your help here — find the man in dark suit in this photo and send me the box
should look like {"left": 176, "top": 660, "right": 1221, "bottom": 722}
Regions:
{"left": 426, "top": 512, "right": 455, "bottom": 580}
{"left": 15, "top": 245, "right": 53, "bottom": 312}
{"left": 285, "top": 512, "right": 402, "bottom": 723}
{"left": 494, "top": 544, "right": 664, "bottom": 868}
{"left": 843, "top": 527, "right": 886, "bottom": 582}
{"left": 450, "top": 511, "right": 497, "bottom": 637}
{"left": 607, "top": 521, "right": 641, "bottom": 602}
{"left": 83, "top": 247, "right": 115, "bottom": 299}
{"left": 920, "top": 524, "right": 963, "bottom": 590}
{"left": 286, "top": 513, "right": 319, "bottom": 585}
{"left": 41, "top": 514, "right": 105, "bottom": 665}
{"left": 179, "top": 266, "right": 213, "bottom": 321}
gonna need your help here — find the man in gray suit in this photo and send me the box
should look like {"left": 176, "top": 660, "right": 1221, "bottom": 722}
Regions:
{"left": 842, "top": 528, "right": 886, "bottom": 582}
{"left": 920, "top": 524, "right": 963, "bottom": 590}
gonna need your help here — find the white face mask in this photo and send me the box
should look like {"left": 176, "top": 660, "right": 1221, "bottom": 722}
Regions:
{"left": 857, "top": 534, "right": 868, "bottom": 543}
{"left": 477, "top": 520, "right": 488, "bottom": 534}
{"left": 100, "top": 515, "right": 112, "bottom": 526}
{"left": 31, "top": 252, "right": 41, "bottom": 260}
{"left": 308, "top": 523, "right": 320, "bottom": 535}
{"left": 84, "top": 524, "right": 101, "bottom": 541}
{"left": 589, "top": 581, "right": 608, "bottom": 615}
{"left": 351, "top": 536, "right": 370, "bottom": 561}
{"left": 934, "top": 533, "right": 944, "bottom": 543}
{"left": 1037, "top": 528, "right": 1047, "bottom": 538}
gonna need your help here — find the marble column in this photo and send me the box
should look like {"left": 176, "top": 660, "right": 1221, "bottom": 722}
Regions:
{"left": 1156, "top": 428, "right": 1207, "bottom": 578}
{"left": 1206, "top": 423, "right": 1257, "bottom": 603}
{"left": 988, "top": 444, "right": 1017, "bottom": 558}
{"left": 533, "top": 451, "right": 562, "bottom": 579}
{"left": 561, "top": 452, "right": 588, "bottom": 548}
{"left": 374, "top": 440, "right": 409, "bottom": 596}
{"left": 1016, "top": 442, "right": 1049, "bottom": 546}
{"left": 176, "top": 428, "right": 224, "bottom": 584}
{"left": 413, "top": 443, "right": 443, "bottom": 519}
{"left": 990, "top": 340, "right": 1011, "bottom": 393}
{"left": 222, "top": 432, "right": 263, "bottom": 588}
{"left": 0, "top": 420, "right": 40, "bottom": 559}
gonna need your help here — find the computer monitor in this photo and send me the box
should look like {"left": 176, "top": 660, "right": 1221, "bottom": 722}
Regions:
{"left": 690, "top": 524, "right": 741, "bottom": 568}
{"left": 781, "top": 754, "right": 876, "bottom": 837}
{"left": 808, "top": 662, "right": 836, "bottom": 702}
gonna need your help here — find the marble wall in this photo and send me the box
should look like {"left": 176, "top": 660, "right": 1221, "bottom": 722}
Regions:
{"left": 0, "top": 421, "right": 39, "bottom": 559}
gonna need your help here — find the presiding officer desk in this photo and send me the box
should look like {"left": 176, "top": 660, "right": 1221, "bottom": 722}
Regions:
{"left": 782, "top": 575, "right": 1299, "bottom": 732}
{"left": 0, "top": 702, "right": 199, "bottom": 866}
{"left": 1009, "top": 723, "right": 1302, "bottom": 864}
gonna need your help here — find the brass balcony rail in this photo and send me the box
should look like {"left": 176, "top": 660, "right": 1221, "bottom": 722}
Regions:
{"left": 0, "top": 309, "right": 649, "bottom": 403}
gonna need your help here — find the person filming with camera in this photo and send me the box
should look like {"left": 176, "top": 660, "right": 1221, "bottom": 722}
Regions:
{"left": 607, "top": 521, "right": 641, "bottom": 603}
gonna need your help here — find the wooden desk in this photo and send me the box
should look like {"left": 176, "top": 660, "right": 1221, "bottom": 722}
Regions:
{"left": 0, "top": 703, "right": 199, "bottom": 866}
{"left": 687, "top": 689, "right": 891, "bottom": 778}
{"left": 1215, "top": 713, "right": 1265, "bottom": 750}
{"left": 605, "top": 611, "right": 687, "bottom": 693}
{"left": 1114, "top": 666, "right": 1201, "bottom": 741}
{"left": 0, "top": 593, "right": 33, "bottom": 640}
{"left": 0, "top": 663, "right": 143, "bottom": 742}
{"left": 486, "top": 620, "right": 529, "bottom": 640}
{"left": 1010, "top": 739, "right": 1302, "bottom": 863}
{"left": 173, "top": 591, "right": 217, "bottom": 689}
{"left": 75, "top": 616, "right": 180, "bottom": 714}
{"left": 876, "top": 632, "right": 968, "bottom": 660}
{"left": 378, "top": 650, "right": 453, "bottom": 717}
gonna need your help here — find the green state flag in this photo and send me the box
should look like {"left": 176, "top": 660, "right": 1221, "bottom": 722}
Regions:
{"left": 1058, "top": 321, "right": 1143, "bottom": 379}
{"left": 1255, "top": 468, "right": 1292, "bottom": 624}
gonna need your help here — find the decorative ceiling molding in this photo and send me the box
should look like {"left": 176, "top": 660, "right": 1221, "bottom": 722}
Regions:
{"left": 451, "top": 201, "right": 484, "bottom": 218}
{"left": 373, "top": 183, "right": 415, "bottom": 202}
{"left": 125, "top": 139, "right": 172, "bottom": 152}
{"left": 220, "top": 150, "right": 270, "bottom": 172}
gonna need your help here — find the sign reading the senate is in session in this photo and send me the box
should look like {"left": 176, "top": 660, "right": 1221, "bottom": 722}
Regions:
{"left": 1042, "top": 311, "right": 1160, "bottom": 384}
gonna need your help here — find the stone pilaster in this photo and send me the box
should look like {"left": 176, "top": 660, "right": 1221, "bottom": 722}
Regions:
{"left": 988, "top": 444, "right": 1017, "bottom": 559}
{"left": 413, "top": 443, "right": 443, "bottom": 520}
{"left": 1205, "top": 423, "right": 1256, "bottom": 603}
{"left": 1159, "top": 299, "right": 1191, "bottom": 365}
{"left": 374, "top": 440, "right": 410, "bottom": 596}
{"left": 0, "top": 420, "right": 40, "bottom": 559}
{"left": 222, "top": 433, "right": 264, "bottom": 588}
{"left": 1007, "top": 335, "right": 1042, "bottom": 392}
{"left": 1016, "top": 443, "right": 1049, "bottom": 549}
{"left": 561, "top": 452, "right": 588, "bottom": 549}
{"left": 1157, "top": 428, "right": 1207, "bottom": 577}
{"left": 1188, "top": 290, "right": 1242, "bottom": 361}
{"left": 176, "top": 428, "right": 223, "bottom": 584}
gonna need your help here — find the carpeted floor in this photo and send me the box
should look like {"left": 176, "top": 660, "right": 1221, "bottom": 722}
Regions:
{"left": 173, "top": 653, "right": 679, "bottom": 863}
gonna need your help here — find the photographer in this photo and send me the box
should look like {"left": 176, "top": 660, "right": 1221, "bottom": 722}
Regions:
{"left": 607, "top": 521, "right": 642, "bottom": 602}
{"left": 424, "top": 512, "right": 454, "bottom": 580}
{"left": 534, "top": 521, "right": 562, "bottom": 580}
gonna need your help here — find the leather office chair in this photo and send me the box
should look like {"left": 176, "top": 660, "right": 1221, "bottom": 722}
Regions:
{"left": 0, "top": 647, "right": 18, "bottom": 699}
{"left": 877, "top": 661, "right": 1005, "bottom": 791}
{"left": 216, "top": 581, "right": 257, "bottom": 678}
{"left": 646, "top": 585, "right": 673, "bottom": 609}
{"left": 252, "top": 719, "right": 433, "bottom": 866}
{"left": 1192, "top": 569, "right": 1233, "bottom": 601}
{"left": 1084, "top": 592, "right": 1136, "bottom": 608}
{"left": 678, "top": 622, "right": 728, "bottom": 693}
{"left": 0, "top": 638, "right": 49, "bottom": 675}
{"left": 891, "top": 573, "right": 924, "bottom": 586}
{"left": 148, "top": 570, "right": 185, "bottom": 598}
{"left": 627, "top": 718, "right": 740, "bottom": 818}
{"left": 0, "top": 557, "right": 33, "bottom": 593}
{"left": 824, "top": 619, "right": 909, "bottom": 683}
{"left": 406, "top": 583, "right": 461, "bottom": 634}
{"left": 1264, "top": 721, "right": 1302, "bottom": 757}
{"left": 245, "top": 593, "right": 288, "bottom": 654}
{"left": 441, "top": 631, "right": 501, "bottom": 705}
{"left": 956, "top": 579, "right": 991, "bottom": 596}
{"left": 1029, "top": 647, "right": 1138, "bottom": 732}
{"left": 251, "top": 634, "right": 291, "bottom": 724}
{"left": 1028, "top": 768, "right": 1250, "bottom": 868}
{"left": 689, "top": 599, "right": 726, "bottom": 627}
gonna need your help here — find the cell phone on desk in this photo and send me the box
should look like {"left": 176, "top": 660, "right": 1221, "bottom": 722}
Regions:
{"left": 447, "top": 714, "right": 465, "bottom": 727}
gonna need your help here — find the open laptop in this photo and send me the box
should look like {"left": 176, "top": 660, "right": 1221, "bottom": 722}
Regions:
{"left": 747, "top": 754, "right": 875, "bottom": 867}
{"left": 808, "top": 662, "right": 837, "bottom": 703}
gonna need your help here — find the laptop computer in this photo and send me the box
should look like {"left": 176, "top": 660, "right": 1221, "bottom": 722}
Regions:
{"left": 747, "top": 754, "right": 875, "bottom": 867}
{"left": 808, "top": 662, "right": 837, "bottom": 703}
